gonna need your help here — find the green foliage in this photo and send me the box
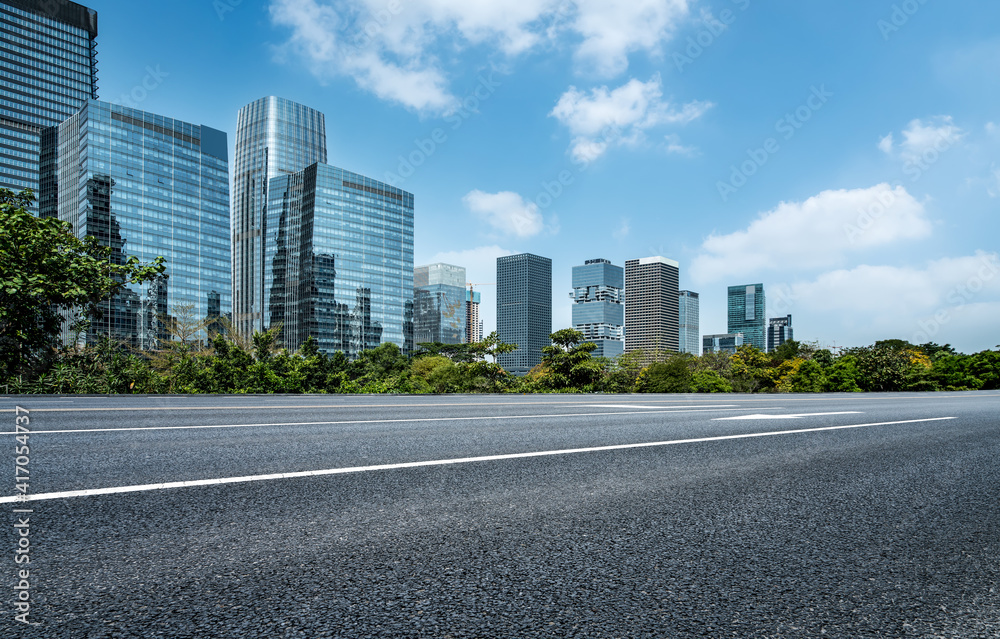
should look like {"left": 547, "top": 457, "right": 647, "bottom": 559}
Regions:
{"left": 635, "top": 355, "right": 695, "bottom": 393}
{"left": 770, "top": 339, "right": 802, "bottom": 363}
{"left": 823, "top": 355, "right": 861, "bottom": 392}
{"left": 692, "top": 369, "right": 732, "bottom": 393}
{"left": 843, "top": 345, "right": 915, "bottom": 392}
{"left": 785, "top": 359, "right": 825, "bottom": 393}
{"left": 729, "top": 345, "right": 777, "bottom": 393}
{"left": 533, "top": 328, "right": 603, "bottom": 391}
{"left": 0, "top": 188, "right": 166, "bottom": 378}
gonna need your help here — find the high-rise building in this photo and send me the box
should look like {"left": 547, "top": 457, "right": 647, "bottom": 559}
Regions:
{"left": 728, "top": 283, "right": 766, "bottom": 351}
{"left": 232, "top": 97, "right": 326, "bottom": 340}
{"left": 39, "top": 100, "right": 230, "bottom": 348}
{"left": 703, "top": 333, "right": 744, "bottom": 355}
{"left": 570, "top": 258, "right": 624, "bottom": 359}
{"left": 768, "top": 315, "right": 793, "bottom": 352}
{"left": 265, "top": 162, "right": 413, "bottom": 358}
{"left": 678, "top": 290, "right": 700, "bottom": 355}
{"left": 466, "top": 289, "right": 482, "bottom": 344}
{"left": 1, "top": 0, "right": 99, "bottom": 195}
{"left": 624, "top": 256, "right": 680, "bottom": 354}
{"left": 497, "top": 253, "right": 551, "bottom": 376}
{"left": 414, "top": 263, "right": 466, "bottom": 345}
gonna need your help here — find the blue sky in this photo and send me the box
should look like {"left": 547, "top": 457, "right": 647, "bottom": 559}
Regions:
{"left": 95, "top": 0, "right": 999, "bottom": 353}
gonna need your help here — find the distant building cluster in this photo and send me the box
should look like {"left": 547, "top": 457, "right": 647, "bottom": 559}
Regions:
{"left": 2, "top": 0, "right": 799, "bottom": 373}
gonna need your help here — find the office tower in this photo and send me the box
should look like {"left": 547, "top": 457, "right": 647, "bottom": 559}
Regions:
{"left": 466, "top": 289, "right": 482, "bottom": 344}
{"left": 727, "top": 283, "right": 766, "bottom": 350}
{"left": 678, "top": 290, "right": 700, "bottom": 355}
{"left": 232, "top": 97, "right": 326, "bottom": 339}
{"left": 497, "top": 253, "right": 551, "bottom": 376}
{"left": 624, "top": 256, "right": 680, "bottom": 354}
{"left": 570, "top": 258, "right": 624, "bottom": 359}
{"left": 414, "top": 263, "right": 466, "bottom": 345}
{"left": 39, "top": 100, "right": 230, "bottom": 348}
{"left": 265, "top": 163, "right": 414, "bottom": 358}
{"left": 703, "top": 333, "right": 744, "bottom": 355}
{"left": 1, "top": 0, "right": 98, "bottom": 194}
{"left": 768, "top": 315, "right": 793, "bottom": 352}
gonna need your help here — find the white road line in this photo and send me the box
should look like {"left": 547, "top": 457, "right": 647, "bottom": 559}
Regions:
{"left": 0, "top": 417, "right": 956, "bottom": 503}
{"left": 0, "top": 408, "right": 753, "bottom": 435}
{"left": 585, "top": 404, "right": 736, "bottom": 410}
{"left": 715, "top": 411, "right": 862, "bottom": 420}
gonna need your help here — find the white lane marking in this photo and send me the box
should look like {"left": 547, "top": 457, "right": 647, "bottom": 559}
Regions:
{"left": 0, "top": 408, "right": 751, "bottom": 435}
{"left": 586, "top": 404, "right": 736, "bottom": 410}
{"left": 715, "top": 411, "right": 862, "bottom": 420}
{"left": 0, "top": 417, "right": 956, "bottom": 503}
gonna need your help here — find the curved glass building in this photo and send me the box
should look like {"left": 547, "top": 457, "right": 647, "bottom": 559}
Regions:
{"left": 232, "top": 97, "right": 326, "bottom": 339}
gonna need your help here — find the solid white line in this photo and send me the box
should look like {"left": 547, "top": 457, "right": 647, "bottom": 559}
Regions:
{"left": 586, "top": 404, "right": 736, "bottom": 410}
{"left": 0, "top": 408, "right": 753, "bottom": 435}
{"left": 715, "top": 411, "right": 862, "bottom": 420}
{"left": 0, "top": 417, "right": 956, "bottom": 503}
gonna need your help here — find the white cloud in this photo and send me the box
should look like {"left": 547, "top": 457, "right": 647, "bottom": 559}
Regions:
{"left": 571, "top": 0, "right": 691, "bottom": 77}
{"left": 880, "top": 116, "right": 966, "bottom": 162}
{"left": 770, "top": 252, "right": 1000, "bottom": 351}
{"left": 691, "top": 184, "right": 932, "bottom": 283}
{"left": 549, "top": 74, "right": 711, "bottom": 163}
{"left": 463, "top": 190, "right": 544, "bottom": 237}
{"left": 269, "top": 0, "right": 694, "bottom": 114}
{"left": 663, "top": 133, "right": 697, "bottom": 156}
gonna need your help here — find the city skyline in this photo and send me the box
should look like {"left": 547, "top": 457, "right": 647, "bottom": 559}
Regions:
{"left": 6, "top": 0, "right": 1000, "bottom": 353}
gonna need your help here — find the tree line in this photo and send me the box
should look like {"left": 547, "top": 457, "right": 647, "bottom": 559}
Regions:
{"left": 3, "top": 188, "right": 998, "bottom": 395}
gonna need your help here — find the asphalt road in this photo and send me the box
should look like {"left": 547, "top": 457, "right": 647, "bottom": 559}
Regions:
{"left": 2, "top": 392, "right": 999, "bottom": 638}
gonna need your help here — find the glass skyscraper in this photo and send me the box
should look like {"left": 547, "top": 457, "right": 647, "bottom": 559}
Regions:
{"left": 678, "top": 290, "right": 700, "bottom": 355}
{"left": 39, "top": 100, "right": 230, "bottom": 348}
{"left": 571, "top": 258, "right": 624, "bottom": 359}
{"left": 1, "top": 0, "right": 99, "bottom": 195}
{"left": 703, "top": 333, "right": 743, "bottom": 355}
{"left": 265, "top": 162, "right": 414, "bottom": 358}
{"left": 728, "top": 283, "right": 766, "bottom": 351}
{"left": 767, "top": 315, "right": 793, "bottom": 352}
{"left": 232, "top": 97, "right": 326, "bottom": 339}
{"left": 497, "top": 253, "right": 552, "bottom": 376}
{"left": 624, "top": 256, "right": 680, "bottom": 354}
{"left": 414, "top": 263, "right": 466, "bottom": 345}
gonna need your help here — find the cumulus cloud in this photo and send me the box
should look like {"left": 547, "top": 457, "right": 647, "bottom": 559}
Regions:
{"left": 879, "top": 116, "right": 966, "bottom": 162}
{"left": 463, "top": 190, "right": 545, "bottom": 237}
{"left": 663, "top": 133, "right": 698, "bottom": 156}
{"left": 769, "top": 252, "right": 1000, "bottom": 350}
{"left": 269, "top": 0, "right": 693, "bottom": 114}
{"left": 549, "top": 74, "right": 711, "bottom": 163}
{"left": 690, "top": 184, "right": 932, "bottom": 283}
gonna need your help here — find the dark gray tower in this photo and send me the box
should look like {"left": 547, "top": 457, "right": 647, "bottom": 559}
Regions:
{"left": 624, "top": 256, "right": 680, "bottom": 354}
{"left": 497, "top": 253, "right": 552, "bottom": 376}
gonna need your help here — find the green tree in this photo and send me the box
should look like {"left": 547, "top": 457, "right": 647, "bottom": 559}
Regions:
{"left": 729, "top": 345, "right": 777, "bottom": 393}
{"left": 535, "top": 328, "right": 603, "bottom": 391}
{"left": 692, "top": 369, "right": 733, "bottom": 393}
{"left": 635, "top": 354, "right": 695, "bottom": 393}
{"left": 823, "top": 355, "right": 861, "bottom": 392}
{"left": 785, "top": 359, "right": 825, "bottom": 393}
{"left": 0, "top": 189, "right": 166, "bottom": 378}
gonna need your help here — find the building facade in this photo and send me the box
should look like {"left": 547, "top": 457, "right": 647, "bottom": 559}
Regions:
{"left": 232, "top": 97, "right": 326, "bottom": 340}
{"left": 265, "top": 162, "right": 414, "bottom": 358}
{"left": 703, "top": 333, "right": 744, "bottom": 354}
{"left": 39, "top": 100, "right": 230, "bottom": 348}
{"left": 413, "top": 263, "right": 466, "bottom": 345}
{"left": 624, "top": 256, "right": 680, "bottom": 354}
{"left": 571, "top": 258, "right": 624, "bottom": 359}
{"left": 728, "top": 283, "right": 766, "bottom": 351}
{"left": 466, "top": 289, "right": 482, "bottom": 344}
{"left": 497, "top": 253, "right": 551, "bottom": 376}
{"left": 768, "top": 314, "right": 793, "bottom": 352}
{"left": 678, "top": 290, "right": 700, "bottom": 355}
{"left": 1, "top": 0, "right": 99, "bottom": 194}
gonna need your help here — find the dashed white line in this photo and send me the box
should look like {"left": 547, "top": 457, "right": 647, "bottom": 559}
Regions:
{"left": 0, "top": 416, "right": 956, "bottom": 503}
{"left": 715, "top": 411, "right": 862, "bottom": 420}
